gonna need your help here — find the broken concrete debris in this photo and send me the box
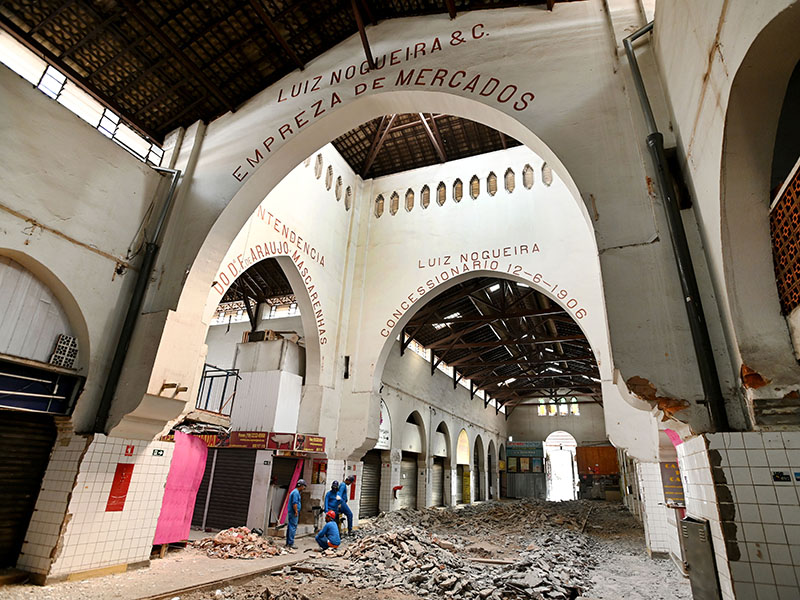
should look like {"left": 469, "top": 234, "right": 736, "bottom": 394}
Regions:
{"left": 192, "top": 527, "right": 288, "bottom": 559}
{"left": 297, "top": 500, "right": 601, "bottom": 600}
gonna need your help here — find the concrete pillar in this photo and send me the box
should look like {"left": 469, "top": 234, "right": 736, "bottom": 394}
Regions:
{"left": 448, "top": 467, "right": 458, "bottom": 506}
{"left": 417, "top": 455, "right": 427, "bottom": 508}
{"left": 636, "top": 461, "right": 670, "bottom": 556}
{"left": 379, "top": 449, "right": 400, "bottom": 513}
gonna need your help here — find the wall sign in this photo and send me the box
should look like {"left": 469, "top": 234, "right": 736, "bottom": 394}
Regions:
{"left": 659, "top": 462, "right": 685, "bottom": 507}
{"left": 267, "top": 432, "right": 296, "bottom": 450}
{"left": 295, "top": 434, "right": 326, "bottom": 453}
{"left": 106, "top": 463, "right": 134, "bottom": 512}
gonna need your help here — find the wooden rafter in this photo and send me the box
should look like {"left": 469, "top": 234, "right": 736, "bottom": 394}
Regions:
{"left": 419, "top": 113, "right": 446, "bottom": 162}
{"left": 249, "top": 0, "right": 304, "bottom": 70}
{"left": 445, "top": 0, "right": 457, "bottom": 19}
{"left": 362, "top": 114, "right": 396, "bottom": 176}
{"left": 351, "top": 0, "right": 376, "bottom": 70}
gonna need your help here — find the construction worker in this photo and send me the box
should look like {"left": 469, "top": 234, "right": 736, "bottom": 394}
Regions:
{"left": 286, "top": 479, "right": 306, "bottom": 549}
{"left": 337, "top": 476, "right": 355, "bottom": 535}
{"left": 315, "top": 510, "right": 341, "bottom": 551}
{"left": 324, "top": 481, "right": 341, "bottom": 514}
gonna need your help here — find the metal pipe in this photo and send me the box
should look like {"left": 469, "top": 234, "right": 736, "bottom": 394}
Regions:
{"left": 92, "top": 167, "right": 181, "bottom": 433}
{"left": 624, "top": 23, "right": 729, "bottom": 431}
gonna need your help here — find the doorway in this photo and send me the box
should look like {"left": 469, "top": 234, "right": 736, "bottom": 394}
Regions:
{"left": 544, "top": 431, "right": 578, "bottom": 501}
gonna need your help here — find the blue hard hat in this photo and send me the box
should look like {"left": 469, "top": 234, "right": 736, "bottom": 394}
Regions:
{"left": 331, "top": 480, "right": 339, "bottom": 490}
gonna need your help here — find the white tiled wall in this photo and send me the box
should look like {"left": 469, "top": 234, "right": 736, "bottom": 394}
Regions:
{"left": 17, "top": 429, "right": 89, "bottom": 575}
{"left": 637, "top": 461, "right": 671, "bottom": 554}
{"left": 678, "top": 435, "right": 735, "bottom": 599}
{"left": 48, "top": 435, "right": 173, "bottom": 577}
{"left": 706, "top": 431, "right": 800, "bottom": 600}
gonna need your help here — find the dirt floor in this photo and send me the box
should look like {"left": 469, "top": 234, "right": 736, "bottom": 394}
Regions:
{"left": 0, "top": 500, "right": 691, "bottom": 600}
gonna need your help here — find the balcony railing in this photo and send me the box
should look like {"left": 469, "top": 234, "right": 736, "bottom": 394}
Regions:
{"left": 196, "top": 364, "right": 239, "bottom": 417}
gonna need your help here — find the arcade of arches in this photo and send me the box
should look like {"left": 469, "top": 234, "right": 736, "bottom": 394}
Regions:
{"left": 1, "top": 2, "right": 799, "bottom": 599}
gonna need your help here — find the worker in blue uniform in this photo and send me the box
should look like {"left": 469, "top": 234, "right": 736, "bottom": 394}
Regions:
{"left": 324, "top": 480, "right": 341, "bottom": 514}
{"left": 286, "top": 479, "right": 306, "bottom": 549}
{"left": 337, "top": 476, "right": 354, "bottom": 535}
{"left": 315, "top": 510, "right": 341, "bottom": 551}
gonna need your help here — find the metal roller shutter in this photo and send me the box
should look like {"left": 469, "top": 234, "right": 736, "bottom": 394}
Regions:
{"left": 360, "top": 450, "right": 381, "bottom": 518}
{"left": 398, "top": 454, "right": 418, "bottom": 509}
{"left": 0, "top": 410, "right": 56, "bottom": 567}
{"left": 431, "top": 458, "right": 444, "bottom": 507}
{"left": 192, "top": 448, "right": 216, "bottom": 529}
{"left": 455, "top": 465, "right": 464, "bottom": 504}
{"left": 204, "top": 449, "right": 256, "bottom": 530}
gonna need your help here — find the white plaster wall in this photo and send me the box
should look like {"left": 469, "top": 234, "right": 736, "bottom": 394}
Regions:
{"left": 507, "top": 403, "right": 607, "bottom": 445}
{"left": 654, "top": 0, "right": 800, "bottom": 418}
{"left": 204, "top": 315, "right": 303, "bottom": 369}
{"left": 128, "top": 1, "right": 715, "bottom": 449}
{"left": 0, "top": 64, "right": 164, "bottom": 432}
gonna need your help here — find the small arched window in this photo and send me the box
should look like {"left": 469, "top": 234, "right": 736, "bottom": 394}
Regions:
{"left": 314, "top": 154, "right": 323, "bottom": 179}
{"left": 437, "top": 182, "right": 446, "bottom": 206}
{"left": 345, "top": 186, "right": 352, "bottom": 211}
{"left": 505, "top": 168, "right": 515, "bottom": 193}
{"left": 523, "top": 164, "right": 534, "bottom": 189}
{"left": 405, "top": 188, "right": 415, "bottom": 212}
{"left": 325, "top": 165, "right": 333, "bottom": 190}
{"left": 453, "top": 179, "right": 463, "bottom": 203}
{"left": 421, "top": 185, "right": 430, "bottom": 209}
{"left": 470, "top": 175, "right": 480, "bottom": 200}
{"left": 375, "top": 194, "right": 384, "bottom": 218}
{"left": 335, "top": 176, "right": 343, "bottom": 200}
{"left": 487, "top": 172, "right": 497, "bottom": 196}
{"left": 304, "top": 156, "right": 312, "bottom": 168}
{"left": 542, "top": 163, "right": 553, "bottom": 186}
{"left": 390, "top": 192, "right": 400, "bottom": 215}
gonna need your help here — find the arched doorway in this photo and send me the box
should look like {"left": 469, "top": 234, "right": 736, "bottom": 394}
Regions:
{"left": 399, "top": 411, "right": 426, "bottom": 509}
{"left": 473, "top": 434, "right": 485, "bottom": 502}
{"left": 0, "top": 255, "right": 85, "bottom": 569}
{"left": 432, "top": 421, "right": 451, "bottom": 507}
{"left": 720, "top": 2, "right": 800, "bottom": 425}
{"left": 544, "top": 431, "right": 577, "bottom": 502}
{"left": 456, "top": 429, "right": 470, "bottom": 504}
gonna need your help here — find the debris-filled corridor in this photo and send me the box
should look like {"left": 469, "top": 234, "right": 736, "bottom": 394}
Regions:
{"left": 0, "top": 500, "right": 690, "bottom": 600}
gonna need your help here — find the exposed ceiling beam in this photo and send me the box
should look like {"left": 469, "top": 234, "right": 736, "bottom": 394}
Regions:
{"left": 409, "top": 306, "right": 568, "bottom": 327}
{"left": 448, "top": 355, "right": 596, "bottom": 368}
{"left": 351, "top": 0, "right": 376, "bottom": 70}
{"left": 445, "top": 0, "right": 457, "bottom": 19}
{"left": 425, "top": 335, "right": 589, "bottom": 350}
{"left": 362, "top": 114, "right": 395, "bottom": 176}
{"left": 546, "top": 0, "right": 556, "bottom": 11}
{"left": 490, "top": 384, "right": 601, "bottom": 399}
{"left": 249, "top": 0, "right": 304, "bottom": 70}
{"left": 419, "top": 113, "right": 446, "bottom": 162}
{"left": 479, "top": 371, "right": 599, "bottom": 385}
{"left": 119, "top": 0, "right": 236, "bottom": 113}
{"left": 358, "top": 0, "right": 377, "bottom": 26}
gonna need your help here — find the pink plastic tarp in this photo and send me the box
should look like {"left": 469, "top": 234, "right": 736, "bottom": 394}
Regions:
{"left": 279, "top": 459, "right": 305, "bottom": 525}
{"left": 153, "top": 431, "right": 208, "bottom": 545}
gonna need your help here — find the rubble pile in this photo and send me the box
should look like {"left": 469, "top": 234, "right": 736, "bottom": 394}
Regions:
{"left": 311, "top": 524, "right": 594, "bottom": 600}
{"left": 357, "top": 499, "right": 592, "bottom": 539}
{"left": 192, "top": 527, "right": 288, "bottom": 559}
